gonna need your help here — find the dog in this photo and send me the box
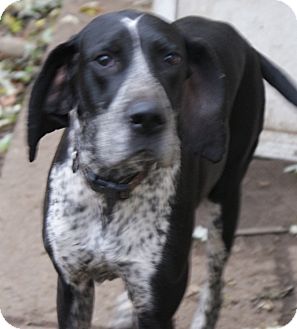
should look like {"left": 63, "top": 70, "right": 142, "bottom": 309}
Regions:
{"left": 27, "top": 9, "right": 297, "bottom": 329}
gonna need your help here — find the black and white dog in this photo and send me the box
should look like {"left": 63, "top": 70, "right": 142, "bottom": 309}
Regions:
{"left": 28, "top": 10, "right": 297, "bottom": 329}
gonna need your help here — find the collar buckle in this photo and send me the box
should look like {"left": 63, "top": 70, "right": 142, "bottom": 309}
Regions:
{"left": 119, "top": 190, "right": 130, "bottom": 200}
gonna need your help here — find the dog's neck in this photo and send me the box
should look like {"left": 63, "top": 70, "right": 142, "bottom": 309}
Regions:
{"left": 82, "top": 165, "right": 151, "bottom": 214}
{"left": 72, "top": 148, "right": 154, "bottom": 214}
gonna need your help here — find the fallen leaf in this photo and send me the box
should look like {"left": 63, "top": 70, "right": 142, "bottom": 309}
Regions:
{"left": 0, "top": 94, "right": 17, "bottom": 107}
{"left": 253, "top": 285, "right": 294, "bottom": 302}
{"left": 80, "top": 2, "right": 103, "bottom": 16}
{"left": 35, "top": 18, "right": 47, "bottom": 29}
{"left": 258, "top": 180, "right": 271, "bottom": 187}
{"left": 0, "top": 134, "right": 12, "bottom": 154}
{"left": 2, "top": 13, "right": 23, "bottom": 34}
{"left": 192, "top": 225, "right": 208, "bottom": 242}
{"left": 256, "top": 300, "right": 274, "bottom": 312}
{"left": 289, "top": 225, "right": 297, "bottom": 235}
{"left": 60, "top": 14, "right": 80, "bottom": 25}
{"left": 185, "top": 284, "right": 200, "bottom": 298}
{"left": 0, "top": 117, "right": 16, "bottom": 130}
{"left": 226, "top": 279, "right": 237, "bottom": 287}
{"left": 284, "top": 164, "right": 297, "bottom": 174}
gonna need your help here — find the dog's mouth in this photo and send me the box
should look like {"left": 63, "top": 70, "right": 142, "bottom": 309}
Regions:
{"left": 82, "top": 163, "right": 153, "bottom": 200}
{"left": 79, "top": 150, "right": 157, "bottom": 198}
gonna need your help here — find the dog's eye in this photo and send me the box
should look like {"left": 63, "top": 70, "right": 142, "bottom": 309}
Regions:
{"left": 96, "top": 54, "right": 115, "bottom": 67}
{"left": 164, "top": 52, "right": 182, "bottom": 66}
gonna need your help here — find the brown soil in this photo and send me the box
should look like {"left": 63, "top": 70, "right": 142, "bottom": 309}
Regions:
{"left": 183, "top": 158, "right": 297, "bottom": 329}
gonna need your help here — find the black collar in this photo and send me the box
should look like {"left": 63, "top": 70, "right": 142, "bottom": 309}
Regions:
{"left": 83, "top": 167, "right": 150, "bottom": 216}
{"left": 83, "top": 167, "right": 150, "bottom": 200}
{"left": 73, "top": 149, "right": 151, "bottom": 215}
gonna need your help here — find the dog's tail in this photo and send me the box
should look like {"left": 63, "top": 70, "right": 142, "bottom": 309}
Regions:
{"left": 259, "top": 52, "right": 297, "bottom": 106}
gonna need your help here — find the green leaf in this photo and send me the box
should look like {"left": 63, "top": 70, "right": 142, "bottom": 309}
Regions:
{"left": 2, "top": 13, "right": 23, "bottom": 34}
{"left": 80, "top": 2, "right": 103, "bottom": 16}
{"left": 0, "top": 134, "right": 12, "bottom": 154}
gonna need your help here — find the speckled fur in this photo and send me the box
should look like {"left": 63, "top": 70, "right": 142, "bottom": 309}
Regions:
{"left": 57, "top": 280, "right": 94, "bottom": 329}
{"left": 109, "top": 291, "right": 135, "bottom": 328}
{"left": 47, "top": 127, "right": 180, "bottom": 303}
{"left": 191, "top": 202, "right": 228, "bottom": 329}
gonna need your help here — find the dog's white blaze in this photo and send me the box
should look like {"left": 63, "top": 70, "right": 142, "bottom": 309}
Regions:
{"left": 121, "top": 15, "right": 144, "bottom": 41}
{"left": 91, "top": 14, "right": 179, "bottom": 167}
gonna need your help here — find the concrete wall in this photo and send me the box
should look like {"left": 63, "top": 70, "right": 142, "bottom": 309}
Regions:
{"left": 177, "top": 0, "right": 297, "bottom": 133}
{"left": 153, "top": 0, "right": 297, "bottom": 160}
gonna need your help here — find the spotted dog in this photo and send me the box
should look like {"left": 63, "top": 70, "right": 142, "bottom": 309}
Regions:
{"left": 28, "top": 10, "right": 297, "bottom": 329}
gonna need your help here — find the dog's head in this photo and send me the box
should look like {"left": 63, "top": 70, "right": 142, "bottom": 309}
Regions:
{"left": 28, "top": 11, "right": 226, "bottom": 174}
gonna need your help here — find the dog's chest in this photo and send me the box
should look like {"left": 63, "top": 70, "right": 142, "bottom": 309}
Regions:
{"left": 45, "top": 160, "right": 179, "bottom": 284}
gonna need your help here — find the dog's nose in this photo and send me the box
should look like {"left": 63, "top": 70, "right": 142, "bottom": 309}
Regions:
{"left": 128, "top": 101, "right": 166, "bottom": 135}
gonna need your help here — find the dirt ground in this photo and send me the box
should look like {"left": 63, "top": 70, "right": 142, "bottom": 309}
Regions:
{"left": 188, "top": 159, "right": 297, "bottom": 329}
{"left": 0, "top": 1, "right": 297, "bottom": 329}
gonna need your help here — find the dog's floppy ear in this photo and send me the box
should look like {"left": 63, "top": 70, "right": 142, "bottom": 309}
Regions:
{"left": 174, "top": 18, "right": 226, "bottom": 163}
{"left": 28, "top": 37, "right": 77, "bottom": 162}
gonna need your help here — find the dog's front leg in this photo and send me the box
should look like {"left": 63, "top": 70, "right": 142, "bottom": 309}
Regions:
{"left": 120, "top": 262, "right": 188, "bottom": 329}
{"left": 136, "top": 314, "right": 174, "bottom": 329}
{"left": 57, "top": 275, "right": 94, "bottom": 329}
